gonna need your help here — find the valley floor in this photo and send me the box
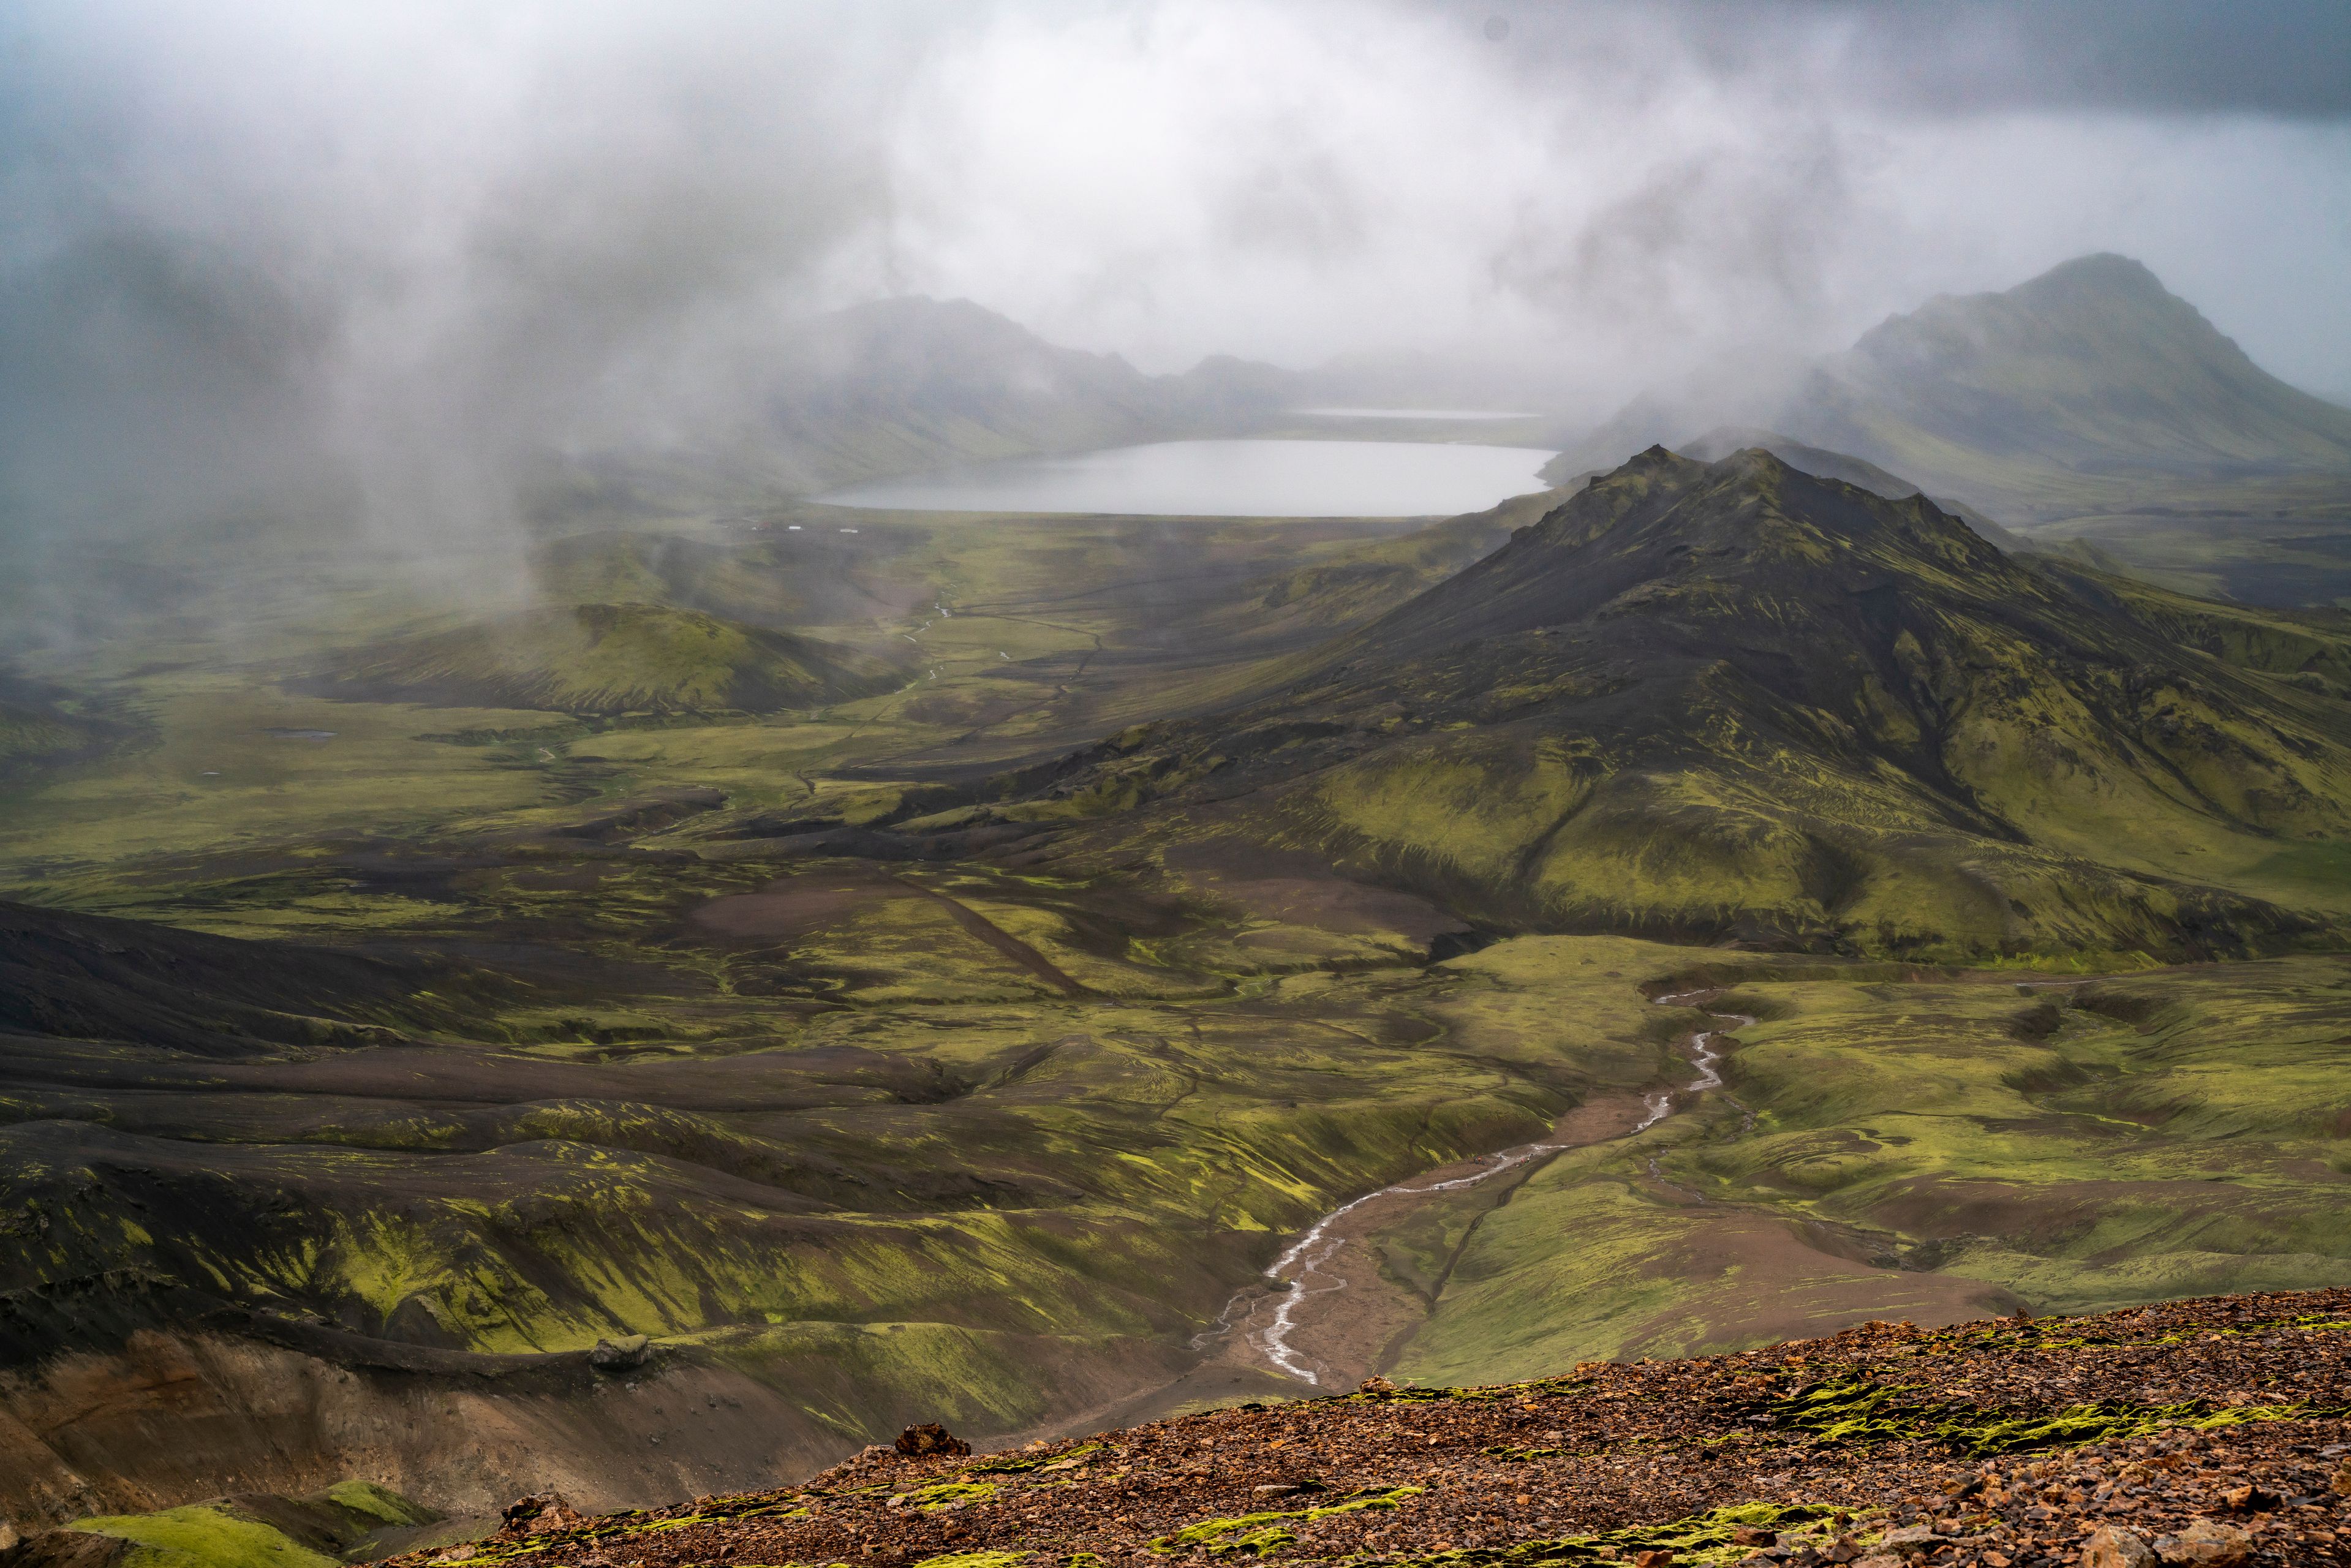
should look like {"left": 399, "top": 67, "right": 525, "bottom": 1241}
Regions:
{"left": 6, "top": 481, "right": 2351, "bottom": 1534}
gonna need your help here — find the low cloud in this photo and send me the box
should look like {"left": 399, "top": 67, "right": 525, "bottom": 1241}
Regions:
{"left": 0, "top": 0, "right": 2344, "bottom": 581}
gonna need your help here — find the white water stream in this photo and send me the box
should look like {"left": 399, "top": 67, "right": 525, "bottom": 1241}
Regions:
{"left": 1243, "top": 988, "right": 1748, "bottom": 1384}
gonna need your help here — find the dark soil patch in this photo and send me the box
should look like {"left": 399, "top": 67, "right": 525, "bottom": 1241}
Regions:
{"left": 687, "top": 871, "right": 916, "bottom": 938}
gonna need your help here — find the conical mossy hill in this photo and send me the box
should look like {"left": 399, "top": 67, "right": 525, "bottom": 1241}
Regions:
{"left": 995, "top": 447, "right": 2351, "bottom": 960}
{"left": 309, "top": 603, "right": 902, "bottom": 718}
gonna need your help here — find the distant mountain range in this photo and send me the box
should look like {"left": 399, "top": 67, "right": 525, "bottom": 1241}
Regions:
{"left": 738, "top": 297, "right": 1291, "bottom": 494}
{"left": 1558, "top": 255, "right": 2351, "bottom": 527}
{"left": 775, "top": 257, "right": 2351, "bottom": 556}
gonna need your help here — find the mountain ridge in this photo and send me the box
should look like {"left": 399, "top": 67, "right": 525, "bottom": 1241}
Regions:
{"left": 976, "top": 445, "right": 2351, "bottom": 959}
{"left": 1548, "top": 254, "right": 2351, "bottom": 529}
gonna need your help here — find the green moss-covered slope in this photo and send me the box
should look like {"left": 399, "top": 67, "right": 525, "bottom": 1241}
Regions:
{"left": 34, "top": 1482, "right": 439, "bottom": 1568}
{"left": 308, "top": 603, "right": 900, "bottom": 717}
{"left": 992, "top": 445, "right": 2351, "bottom": 960}
{"left": 1784, "top": 255, "right": 2351, "bottom": 518}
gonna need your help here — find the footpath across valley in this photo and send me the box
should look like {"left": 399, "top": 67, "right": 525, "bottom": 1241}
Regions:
{"left": 386, "top": 1289, "right": 2351, "bottom": 1568}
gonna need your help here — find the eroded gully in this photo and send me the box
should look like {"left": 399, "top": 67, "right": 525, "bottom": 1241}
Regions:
{"left": 1229, "top": 989, "right": 1753, "bottom": 1387}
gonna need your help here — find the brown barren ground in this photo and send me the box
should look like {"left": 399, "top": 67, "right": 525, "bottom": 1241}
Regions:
{"left": 379, "top": 1289, "right": 2351, "bottom": 1568}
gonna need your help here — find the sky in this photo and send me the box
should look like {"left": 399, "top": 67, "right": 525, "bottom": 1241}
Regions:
{"left": 1, "top": 0, "right": 2347, "bottom": 552}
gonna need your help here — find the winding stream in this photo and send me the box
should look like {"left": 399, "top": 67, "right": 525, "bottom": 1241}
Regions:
{"left": 1243, "top": 989, "right": 1749, "bottom": 1385}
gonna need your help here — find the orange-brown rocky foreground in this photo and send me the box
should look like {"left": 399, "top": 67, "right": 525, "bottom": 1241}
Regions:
{"left": 383, "top": 1292, "right": 2351, "bottom": 1568}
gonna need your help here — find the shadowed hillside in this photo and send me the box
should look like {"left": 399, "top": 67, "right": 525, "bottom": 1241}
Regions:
{"left": 1670, "top": 428, "right": 2028, "bottom": 552}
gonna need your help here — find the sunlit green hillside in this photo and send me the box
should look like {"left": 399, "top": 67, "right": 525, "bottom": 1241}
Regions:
{"left": 305, "top": 603, "right": 901, "bottom": 717}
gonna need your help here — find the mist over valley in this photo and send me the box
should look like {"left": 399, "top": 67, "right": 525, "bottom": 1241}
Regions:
{"left": 4, "top": 7, "right": 2351, "bottom": 1568}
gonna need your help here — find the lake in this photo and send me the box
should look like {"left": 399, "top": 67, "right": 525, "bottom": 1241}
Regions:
{"left": 1292, "top": 407, "right": 1539, "bottom": 420}
{"left": 814, "top": 439, "right": 1559, "bottom": 518}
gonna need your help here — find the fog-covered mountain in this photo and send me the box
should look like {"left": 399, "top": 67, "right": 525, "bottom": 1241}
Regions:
{"left": 1553, "top": 255, "right": 2351, "bottom": 525}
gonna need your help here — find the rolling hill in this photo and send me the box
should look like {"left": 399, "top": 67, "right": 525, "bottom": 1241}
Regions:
{"left": 990, "top": 444, "right": 2351, "bottom": 960}
{"left": 305, "top": 603, "right": 902, "bottom": 717}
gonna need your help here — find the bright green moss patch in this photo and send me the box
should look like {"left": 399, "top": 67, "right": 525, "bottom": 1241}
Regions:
{"left": 1771, "top": 1374, "right": 2345, "bottom": 1456}
{"left": 316, "top": 1482, "right": 434, "bottom": 1528}
{"left": 896, "top": 1482, "right": 998, "bottom": 1512}
{"left": 1152, "top": 1487, "right": 1422, "bottom": 1555}
{"left": 969, "top": 1443, "right": 1106, "bottom": 1475}
{"left": 1384, "top": 1501, "right": 1847, "bottom": 1567}
{"left": 68, "top": 1507, "right": 341, "bottom": 1568}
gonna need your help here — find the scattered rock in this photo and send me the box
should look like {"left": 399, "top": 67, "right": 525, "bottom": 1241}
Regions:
{"left": 894, "top": 1422, "right": 970, "bottom": 1458}
{"left": 1358, "top": 1376, "right": 1398, "bottom": 1394}
{"left": 2332, "top": 1456, "right": 2351, "bottom": 1496}
{"left": 2083, "top": 1525, "right": 2159, "bottom": 1568}
{"left": 499, "top": 1493, "right": 584, "bottom": 1535}
{"left": 373, "top": 1291, "right": 2351, "bottom": 1568}
{"left": 588, "top": 1333, "right": 651, "bottom": 1373}
{"left": 2149, "top": 1518, "right": 2252, "bottom": 1566}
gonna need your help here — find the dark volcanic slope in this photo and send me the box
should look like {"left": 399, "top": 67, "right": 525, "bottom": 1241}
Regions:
{"left": 0, "top": 899, "right": 506, "bottom": 1055}
{"left": 387, "top": 1289, "right": 2351, "bottom": 1568}
{"left": 999, "top": 447, "right": 2351, "bottom": 958}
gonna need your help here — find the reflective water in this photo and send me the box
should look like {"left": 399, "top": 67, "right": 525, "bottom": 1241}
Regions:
{"left": 1292, "top": 407, "right": 1540, "bottom": 420}
{"left": 815, "top": 438, "right": 1558, "bottom": 518}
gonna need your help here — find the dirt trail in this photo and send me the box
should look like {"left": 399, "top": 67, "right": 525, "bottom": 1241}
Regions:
{"left": 889, "top": 876, "right": 1089, "bottom": 995}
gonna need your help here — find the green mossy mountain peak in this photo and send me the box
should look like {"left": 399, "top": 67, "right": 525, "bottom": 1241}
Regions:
{"left": 996, "top": 446, "right": 2351, "bottom": 959}
{"left": 1789, "top": 254, "right": 2351, "bottom": 517}
{"left": 1554, "top": 254, "right": 2351, "bottom": 529}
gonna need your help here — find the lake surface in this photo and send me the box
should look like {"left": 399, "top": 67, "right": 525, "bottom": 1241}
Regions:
{"left": 815, "top": 439, "right": 1559, "bottom": 518}
{"left": 1292, "top": 407, "right": 1540, "bottom": 420}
